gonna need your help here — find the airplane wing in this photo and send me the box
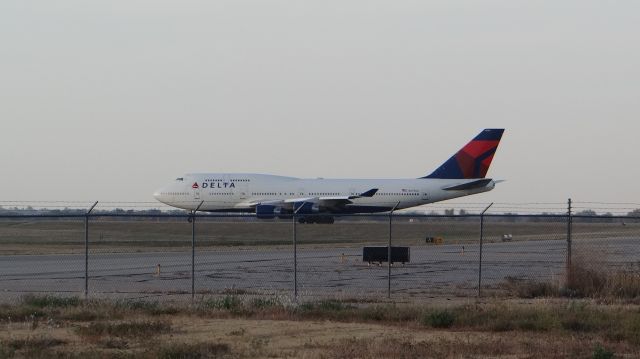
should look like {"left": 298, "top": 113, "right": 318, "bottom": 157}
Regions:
{"left": 245, "top": 188, "right": 378, "bottom": 211}
{"left": 299, "top": 188, "right": 379, "bottom": 202}
{"left": 310, "top": 188, "right": 379, "bottom": 210}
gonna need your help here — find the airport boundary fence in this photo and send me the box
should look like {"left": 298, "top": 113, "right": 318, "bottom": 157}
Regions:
{"left": 1, "top": 201, "right": 640, "bottom": 303}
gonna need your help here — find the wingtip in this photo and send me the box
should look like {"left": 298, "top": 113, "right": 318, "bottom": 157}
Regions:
{"left": 360, "top": 188, "right": 379, "bottom": 197}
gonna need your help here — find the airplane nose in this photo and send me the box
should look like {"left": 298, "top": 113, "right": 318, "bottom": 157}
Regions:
{"left": 153, "top": 189, "right": 164, "bottom": 202}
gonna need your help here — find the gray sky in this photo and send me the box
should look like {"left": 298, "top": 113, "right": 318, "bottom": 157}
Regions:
{"left": 1, "top": 1, "right": 639, "bottom": 207}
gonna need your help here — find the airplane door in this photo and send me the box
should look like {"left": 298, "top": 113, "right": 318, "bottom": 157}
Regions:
{"left": 192, "top": 180, "right": 201, "bottom": 200}
{"left": 238, "top": 180, "right": 248, "bottom": 200}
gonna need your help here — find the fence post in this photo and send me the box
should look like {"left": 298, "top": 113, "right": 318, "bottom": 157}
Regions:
{"left": 293, "top": 213, "right": 298, "bottom": 300}
{"left": 477, "top": 203, "right": 493, "bottom": 298}
{"left": 388, "top": 202, "right": 400, "bottom": 299}
{"left": 84, "top": 201, "right": 98, "bottom": 300}
{"left": 566, "top": 198, "right": 572, "bottom": 285}
{"left": 292, "top": 206, "right": 304, "bottom": 301}
{"left": 191, "top": 201, "right": 204, "bottom": 301}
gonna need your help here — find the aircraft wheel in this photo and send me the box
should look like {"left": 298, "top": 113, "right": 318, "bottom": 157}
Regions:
{"left": 298, "top": 218, "right": 306, "bottom": 224}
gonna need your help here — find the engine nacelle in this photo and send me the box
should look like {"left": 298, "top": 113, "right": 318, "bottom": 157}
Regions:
{"left": 255, "top": 205, "right": 293, "bottom": 219}
{"left": 257, "top": 202, "right": 320, "bottom": 219}
{"left": 255, "top": 205, "right": 283, "bottom": 219}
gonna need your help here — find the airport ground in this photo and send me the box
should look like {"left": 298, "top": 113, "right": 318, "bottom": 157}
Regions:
{"left": 1, "top": 219, "right": 639, "bottom": 357}
{"left": 1, "top": 219, "right": 636, "bottom": 255}
{"left": 3, "top": 236, "right": 639, "bottom": 302}
{"left": 0, "top": 219, "right": 638, "bottom": 302}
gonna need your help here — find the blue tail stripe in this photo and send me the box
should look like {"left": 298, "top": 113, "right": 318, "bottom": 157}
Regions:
{"left": 424, "top": 157, "right": 463, "bottom": 179}
{"left": 473, "top": 128, "right": 504, "bottom": 141}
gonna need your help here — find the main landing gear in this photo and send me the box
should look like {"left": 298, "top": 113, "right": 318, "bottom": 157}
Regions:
{"left": 298, "top": 216, "right": 335, "bottom": 224}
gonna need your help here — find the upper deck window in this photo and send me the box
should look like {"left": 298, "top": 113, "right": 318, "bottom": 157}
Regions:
{"left": 175, "top": 177, "right": 184, "bottom": 181}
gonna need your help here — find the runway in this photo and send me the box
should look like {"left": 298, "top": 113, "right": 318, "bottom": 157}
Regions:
{"left": 1, "top": 237, "right": 638, "bottom": 302}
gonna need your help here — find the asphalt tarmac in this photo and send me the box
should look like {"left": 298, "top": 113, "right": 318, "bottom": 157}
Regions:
{"left": 1, "top": 237, "right": 638, "bottom": 302}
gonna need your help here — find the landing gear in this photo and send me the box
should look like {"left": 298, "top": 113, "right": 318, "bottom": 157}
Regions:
{"left": 298, "top": 216, "right": 335, "bottom": 224}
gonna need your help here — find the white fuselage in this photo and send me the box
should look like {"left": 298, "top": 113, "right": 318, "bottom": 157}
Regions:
{"left": 153, "top": 173, "right": 495, "bottom": 213}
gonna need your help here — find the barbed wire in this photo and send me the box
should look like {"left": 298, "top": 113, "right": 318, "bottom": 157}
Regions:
{"left": 574, "top": 201, "right": 640, "bottom": 206}
{"left": 1, "top": 200, "right": 639, "bottom": 215}
{"left": 1, "top": 200, "right": 638, "bottom": 205}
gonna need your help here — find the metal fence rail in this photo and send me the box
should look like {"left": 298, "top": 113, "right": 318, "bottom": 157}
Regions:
{"left": 1, "top": 204, "right": 639, "bottom": 302}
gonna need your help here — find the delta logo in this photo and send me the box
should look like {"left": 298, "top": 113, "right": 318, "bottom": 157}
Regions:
{"left": 192, "top": 182, "right": 236, "bottom": 189}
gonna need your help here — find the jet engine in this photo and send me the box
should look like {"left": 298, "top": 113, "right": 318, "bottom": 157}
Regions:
{"left": 255, "top": 205, "right": 285, "bottom": 219}
{"left": 293, "top": 202, "right": 320, "bottom": 215}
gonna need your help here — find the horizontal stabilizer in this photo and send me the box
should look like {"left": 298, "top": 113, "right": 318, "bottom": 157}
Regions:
{"left": 443, "top": 179, "right": 493, "bottom": 191}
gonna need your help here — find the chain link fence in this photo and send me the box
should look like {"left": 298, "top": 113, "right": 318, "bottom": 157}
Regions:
{"left": 1, "top": 202, "right": 640, "bottom": 302}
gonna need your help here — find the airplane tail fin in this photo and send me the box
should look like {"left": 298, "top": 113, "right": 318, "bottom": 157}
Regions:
{"left": 422, "top": 128, "right": 504, "bottom": 179}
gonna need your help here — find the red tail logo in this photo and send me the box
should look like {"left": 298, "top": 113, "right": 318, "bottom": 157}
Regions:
{"left": 192, "top": 182, "right": 199, "bottom": 189}
{"left": 424, "top": 129, "right": 504, "bottom": 179}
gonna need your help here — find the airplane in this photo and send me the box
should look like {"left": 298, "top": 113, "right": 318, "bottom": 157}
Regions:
{"left": 153, "top": 128, "right": 504, "bottom": 223}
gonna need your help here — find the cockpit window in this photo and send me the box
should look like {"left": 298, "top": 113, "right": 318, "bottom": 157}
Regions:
{"left": 175, "top": 177, "right": 184, "bottom": 181}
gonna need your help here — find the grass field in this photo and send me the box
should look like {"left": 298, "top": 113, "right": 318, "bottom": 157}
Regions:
{"left": 0, "top": 294, "right": 637, "bottom": 358}
{"left": 0, "top": 219, "right": 637, "bottom": 255}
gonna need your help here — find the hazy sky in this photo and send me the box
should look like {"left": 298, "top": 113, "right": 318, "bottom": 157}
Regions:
{"left": 1, "top": 1, "right": 639, "bottom": 208}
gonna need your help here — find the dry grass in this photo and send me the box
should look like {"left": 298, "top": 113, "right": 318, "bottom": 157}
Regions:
{"left": 152, "top": 342, "right": 231, "bottom": 359}
{"left": 1, "top": 295, "right": 640, "bottom": 358}
{"left": 566, "top": 256, "right": 640, "bottom": 299}
{"left": 496, "top": 253, "right": 640, "bottom": 302}
{"left": 0, "top": 336, "right": 67, "bottom": 358}
{"left": 499, "top": 276, "right": 562, "bottom": 298}
{"left": 74, "top": 320, "right": 172, "bottom": 339}
{"left": 316, "top": 335, "right": 623, "bottom": 359}
{"left": 5, "top": 294, "right": 640, "bottom": 338}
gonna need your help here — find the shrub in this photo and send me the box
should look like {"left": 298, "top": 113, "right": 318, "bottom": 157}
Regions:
{"left": 500, "top": 277, "right": 560, "bottom": 298}
{"left": 592, "top": 344, "right": 614, "bottom": 359}
{"left": 155, "top": 342, "right": 230, "bottom": 359}
{"left": 316, "top": 300, "right": 349, "bottom": 311}
{"left": 0, "top": 345, "right": 14, "bottom": 359}
{"left": 75, "top": 320, "right": 171, "bottom": 339}
{"left": 201, "top": 296, "right": 242, "bottom": 311}
{"left": 21, "top": 295, "right": 80, "bottom": 308}
{"left": 567, "top": 256, "right": 640, "bottom": 299}
{"left": 422, "top": 310, "right": 455, "bottom": 328}
{"left": 249, "top": 297, "right": 279, "bottom": 309}
{"left": 299, "top": 300, "right": 352, "bottom": 313}
{"left": 114, "top": 300, "right": 178, "bottom": 315}
{"left": 1, "top": 337, "right": 66, "bottom": 351}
